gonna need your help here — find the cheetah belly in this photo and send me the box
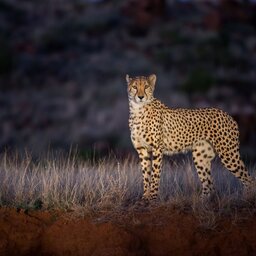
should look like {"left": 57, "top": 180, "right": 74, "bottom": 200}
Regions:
{"left": 163, "top": 141, "right": 192, "bottom": 155}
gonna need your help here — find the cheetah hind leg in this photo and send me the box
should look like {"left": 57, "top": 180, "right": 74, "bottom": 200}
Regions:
{"left": 218, "top": 150, "right": 254, "bottom": 197}
{"left": 192, "top": 140, "right": 216, "bottom": 200}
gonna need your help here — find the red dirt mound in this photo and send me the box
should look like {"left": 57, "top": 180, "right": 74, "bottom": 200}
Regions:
{"left": 0, "top": 207, "right": 256, "bottom": 256}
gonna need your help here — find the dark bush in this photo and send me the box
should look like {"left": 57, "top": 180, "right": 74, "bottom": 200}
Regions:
{"left": 182, "top": 68, "right": 215, "bottom": 93}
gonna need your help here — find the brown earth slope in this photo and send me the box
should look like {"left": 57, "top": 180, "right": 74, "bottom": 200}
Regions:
{"left": 0, "top": 207, "right": 256, "bottom": 256}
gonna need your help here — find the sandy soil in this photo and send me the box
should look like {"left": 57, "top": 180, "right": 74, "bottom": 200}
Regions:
{"left": 0, "top": 207, "right": 256, "bottom": 256}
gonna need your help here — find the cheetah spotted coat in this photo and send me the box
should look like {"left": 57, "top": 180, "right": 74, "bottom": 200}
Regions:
{"left": 126, "top": 74, "right": 253, "bottom": 201}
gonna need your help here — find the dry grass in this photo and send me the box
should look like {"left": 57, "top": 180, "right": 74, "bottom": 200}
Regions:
{"left": 0, "top": 151, "right": 255, "bottom": 226}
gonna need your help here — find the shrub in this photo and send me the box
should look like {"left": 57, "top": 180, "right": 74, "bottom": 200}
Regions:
{"left": 181, "top": 68, "right": 215, "bottom": 93}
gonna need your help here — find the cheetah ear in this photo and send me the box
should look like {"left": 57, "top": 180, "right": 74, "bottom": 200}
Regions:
{"left": 126, "top": 74, "right": 132, "bottom": 84}
{"left": 148, "top": 74, "right": 157, "bottom": 87}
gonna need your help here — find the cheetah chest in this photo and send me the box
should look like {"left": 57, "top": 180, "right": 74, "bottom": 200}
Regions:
{"left": 130, "top": 119, "right": 154, "bottom": 149}
{"left": 129, "top": 107, "right": 160, "bottom": 149}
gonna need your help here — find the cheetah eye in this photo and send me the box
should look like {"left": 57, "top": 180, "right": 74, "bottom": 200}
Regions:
{"left": 132, "top": 85, "right": 137, "bottom": 89}
{"left": 145, "top": 84, "right": 150, "bottom": 89}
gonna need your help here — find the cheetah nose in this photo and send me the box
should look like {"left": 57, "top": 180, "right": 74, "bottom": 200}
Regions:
{"left": 138, "top": 96, "right": 144, "bottom": 100}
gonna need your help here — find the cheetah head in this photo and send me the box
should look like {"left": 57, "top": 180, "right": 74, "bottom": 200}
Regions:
{"left": 126, "top": 74, "right": 156, "bottom": 105}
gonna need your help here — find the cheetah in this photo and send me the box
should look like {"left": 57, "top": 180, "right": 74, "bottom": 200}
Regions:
{"left": 126, "top": 74, "right": 253, "bottom": 201}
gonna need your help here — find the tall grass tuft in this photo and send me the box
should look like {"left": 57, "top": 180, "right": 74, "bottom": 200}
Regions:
{"left": 0, "top": 152, "right": 142, "bottom": 212}
{"left": 0, "top": 151, "right": 255, "bottom": 225}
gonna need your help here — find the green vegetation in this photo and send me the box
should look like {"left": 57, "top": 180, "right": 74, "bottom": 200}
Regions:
{"left": 182, "top": 68, "right": 215, "bottom": 93}
{"left": 159, "top": 28, "right": 191, "bottom": 45}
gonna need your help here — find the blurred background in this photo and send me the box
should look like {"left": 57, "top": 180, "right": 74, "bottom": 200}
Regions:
{"left": 0, "top": 0, "right": 255, "bottom": 161}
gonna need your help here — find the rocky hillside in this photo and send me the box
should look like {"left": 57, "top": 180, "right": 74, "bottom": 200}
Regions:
{"left": 0, "top": 0, "right": 255, "bottom": 159}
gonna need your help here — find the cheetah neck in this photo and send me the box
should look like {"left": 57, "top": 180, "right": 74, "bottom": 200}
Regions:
{"left": 129, "top": 99, "right": 153, "bottom": 113}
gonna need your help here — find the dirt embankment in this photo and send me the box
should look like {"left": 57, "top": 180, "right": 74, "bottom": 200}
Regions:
{"left": 0, "top": 207, "right": 256, "bottom": 256}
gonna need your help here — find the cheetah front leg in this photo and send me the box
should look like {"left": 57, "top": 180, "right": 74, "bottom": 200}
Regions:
{"left": 150, "top": 147, "right": 163, "bottom": 201}
{"left": 136, "top": 147, "right": 152, "bottom": 200}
